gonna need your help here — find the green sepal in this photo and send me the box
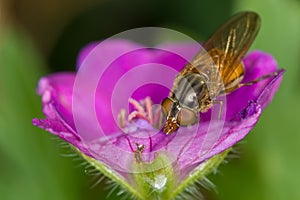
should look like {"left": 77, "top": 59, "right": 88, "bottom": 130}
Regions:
{"left": 131, "top": 152, "right": 175, "bottom": 200}
{"left": 77, "top": 149, "right": 144, "bottom": 200}
{"left": 77, "top": 146, "right": 230, "bottom": 200}
{"left": 171, "top": 148, "right": 231, "bottom": 199}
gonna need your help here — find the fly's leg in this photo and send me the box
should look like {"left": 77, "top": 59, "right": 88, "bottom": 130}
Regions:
{"left": 214, "top": 69, "right": 281, "bottom": 121}
{"left": 213, "top": 100, "right": 223, "bottom": 120}
{"left": 222, "top": 69, "right": 282, "bottom": 94}
{"left": 239, "top": 69, "right": 281, "bottom": 87}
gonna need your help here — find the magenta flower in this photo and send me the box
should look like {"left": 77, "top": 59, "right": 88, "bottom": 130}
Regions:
{"left": 33, "top": 40, "right": 284, "bottom": 199}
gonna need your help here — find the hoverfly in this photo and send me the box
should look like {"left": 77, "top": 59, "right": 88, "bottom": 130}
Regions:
{"left": 161, "top": 11, "right": 279, "bottom": 135}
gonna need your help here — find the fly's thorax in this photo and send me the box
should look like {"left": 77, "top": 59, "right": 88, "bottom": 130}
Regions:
{"left": 171, "top": 73, "right": 211, "bottom": 112}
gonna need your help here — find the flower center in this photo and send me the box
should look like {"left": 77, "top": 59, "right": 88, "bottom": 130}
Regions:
{"left": 118, "top": 97, "right": 163, "bottom": 130}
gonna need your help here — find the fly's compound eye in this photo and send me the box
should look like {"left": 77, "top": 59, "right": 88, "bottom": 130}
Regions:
{"left": 161, "top": 97, "right": 174, "bottom": 118}
{"left": 178, "top": 107, "right": 199, "bottom": 126}
{"left": 161, "top": 97, "right": 198, "bottom": 126}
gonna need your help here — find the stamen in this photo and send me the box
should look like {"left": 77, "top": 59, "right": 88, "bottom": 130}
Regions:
{"left": 129, "top": 98, "right": 145, "bottom": 113}
{"left": 118, "top": 109, "right": 126, "bottom": 128}
{"left": 134, "top": 142, "right": 146, "bottom": 163}
{"left": 144, "top": 97, "right": 153, "bottom": 124}
{"left": 128, "top": 111, "right": 149, "bottom": 122}
{"left": 118, "top": 97, "right": 163, "bottom": 129}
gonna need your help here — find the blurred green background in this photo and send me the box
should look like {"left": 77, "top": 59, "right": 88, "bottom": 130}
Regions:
{"left": 0, "top": 0, "right": 299, "bottom": 199}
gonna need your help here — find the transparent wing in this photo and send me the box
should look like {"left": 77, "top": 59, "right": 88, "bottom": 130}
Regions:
{"left": 203, "top": 11, "right": 261, "bottom": 90}
{"left": 182, "top": 12, "right": 261, "bottom": 94}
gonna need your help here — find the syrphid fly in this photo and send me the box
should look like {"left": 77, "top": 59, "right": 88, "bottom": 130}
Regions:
{"left": 161, "top": 11, "right": 279, "bottom": 135}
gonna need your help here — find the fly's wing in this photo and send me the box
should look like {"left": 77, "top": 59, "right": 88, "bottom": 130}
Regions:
{"left": 181, "top": 12, "right": 261, "bottom": 95}
{"left": 203, "top": 11, "right": 261, "bottom": 92}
